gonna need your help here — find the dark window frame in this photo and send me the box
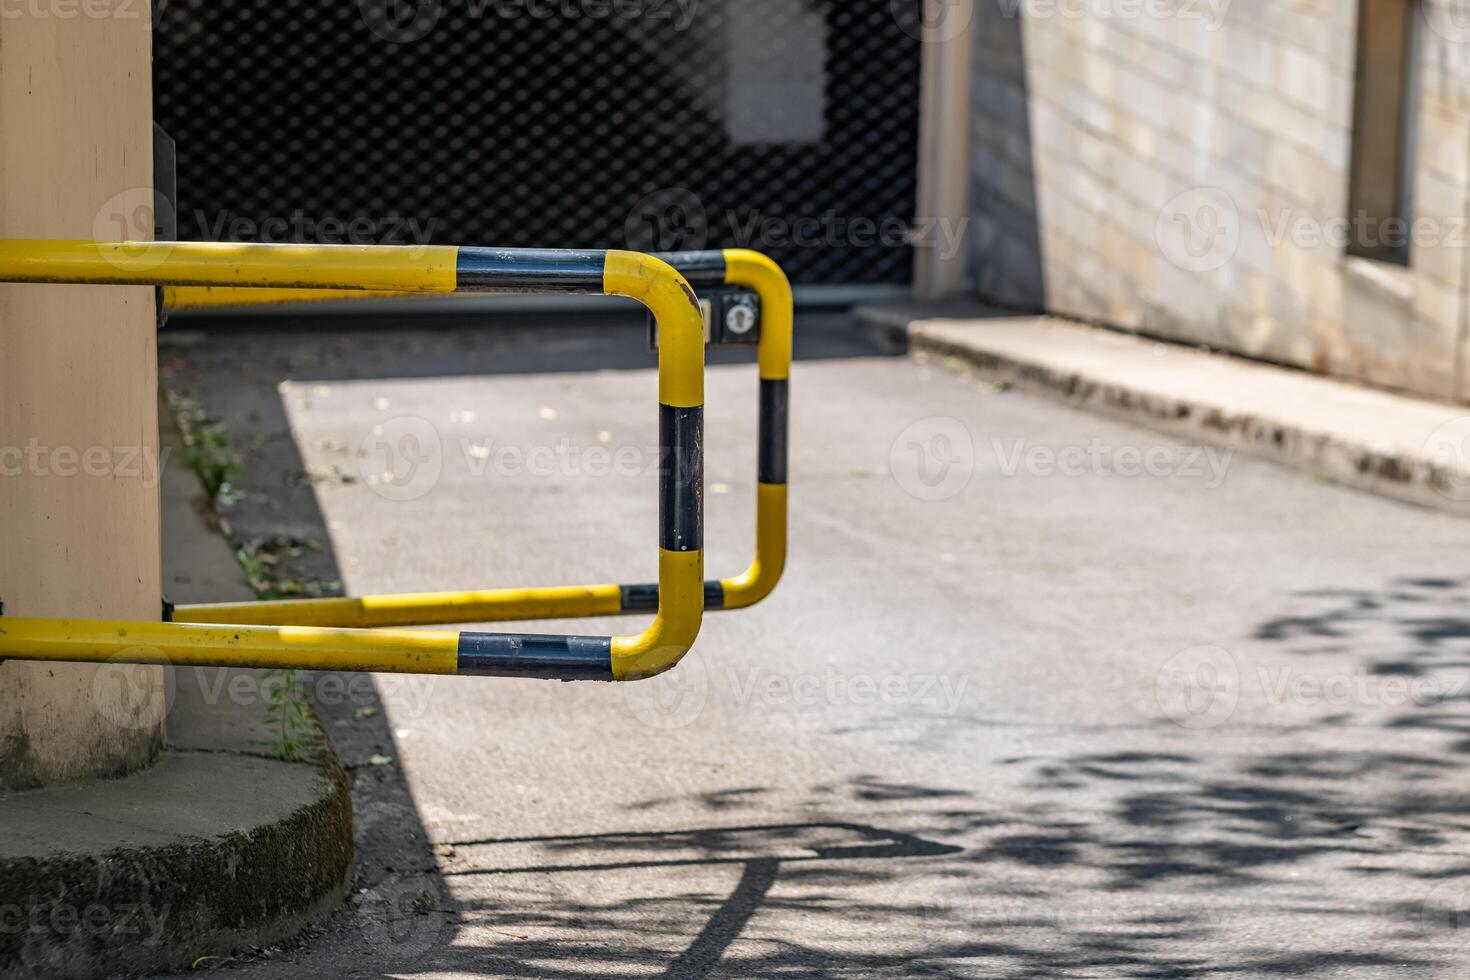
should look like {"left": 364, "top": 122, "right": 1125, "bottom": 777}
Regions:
{"left": 1347, "top": 0, "right": 1423, "bottom": 266}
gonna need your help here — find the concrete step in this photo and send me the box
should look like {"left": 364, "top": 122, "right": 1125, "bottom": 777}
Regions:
{"left": 857, "top": 308, "right": 1470, "bottom": 517}
{"left": 0, "top": 397, "right": 354, "bottom": 979}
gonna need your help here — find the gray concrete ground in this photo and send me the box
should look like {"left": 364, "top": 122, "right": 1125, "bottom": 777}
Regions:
{"left": 148, "top": 310, "right": 1470, "bottom": 978}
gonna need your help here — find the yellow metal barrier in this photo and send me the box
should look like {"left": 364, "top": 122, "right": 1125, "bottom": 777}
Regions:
{"left": 166, "top": 248, "right": 791, "bottom": 628}
{"left": 0, "top": 241, "right": 705, "bottom": 681}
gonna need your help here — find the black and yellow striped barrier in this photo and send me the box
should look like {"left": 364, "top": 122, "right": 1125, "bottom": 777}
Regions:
{"left": 162, "top": 248, "right": 791, "bottom": 629}
{"left": 0, "top": 240, "right": 705, "bottom": 681}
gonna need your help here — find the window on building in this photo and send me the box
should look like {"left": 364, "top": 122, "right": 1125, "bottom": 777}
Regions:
{"left": 1347, "top": 0, "right": 1422, "bottom": 265}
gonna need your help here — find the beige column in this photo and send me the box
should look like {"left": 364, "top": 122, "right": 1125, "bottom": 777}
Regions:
{"left": 0, "top": 6, "right": 165, "bottom": 787}
{"left": 913, "top": 0, "right": 975, "bottom": 302}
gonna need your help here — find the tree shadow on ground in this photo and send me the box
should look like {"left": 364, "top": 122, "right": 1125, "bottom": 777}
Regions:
{"left": 157, "top": 304, "right": 1470, "bottom": 977}
{"left": 940, "top": 575, "right": 1470, "bottom": 978}
{"left": 162, "top": 579, "right": 1470, "bottom": 979}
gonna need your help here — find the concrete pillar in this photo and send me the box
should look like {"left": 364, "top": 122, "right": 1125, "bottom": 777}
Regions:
{"left": 0, "top": 8, "right": 165, "bottom": 787}
{"left": 913, "top": 0, "right": 975, "bottom": 302}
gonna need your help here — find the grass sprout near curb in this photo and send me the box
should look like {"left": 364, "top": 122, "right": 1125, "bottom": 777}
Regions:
{"left": 165, "top": 389, "right": 323, "bottom": 762}
{"left": 169, "top": 391, "right": 242, "bottom": 507}
{"left": 263, "top": 668, "right": 314, "bottom": 763}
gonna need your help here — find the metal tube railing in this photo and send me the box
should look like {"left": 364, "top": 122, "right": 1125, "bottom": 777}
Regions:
{"left": 0, "top": 241, "right": 705, "bottom": 681}
{"left": 165, "top": 248, "right": 790, "bottom": 628}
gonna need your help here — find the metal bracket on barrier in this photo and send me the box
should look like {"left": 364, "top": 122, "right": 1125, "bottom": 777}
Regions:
{"left": 647, "top": 288, "right": 761, "bottom": 350}
{"left": 153, "top": 123, "right": 177, "bottom": 331}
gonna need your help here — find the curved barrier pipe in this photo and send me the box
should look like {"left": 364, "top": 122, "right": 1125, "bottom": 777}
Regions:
{"left": 643, "top": 250, "right": 789, "bottom": 612}
{"left": 0, "top": 240, "right": 704, "bottom": 681}
{"left": 167, "top": 248, "right": 791, "bottom": 628}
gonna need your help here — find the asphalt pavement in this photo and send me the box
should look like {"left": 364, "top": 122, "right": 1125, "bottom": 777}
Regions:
{"left": 151, "top": 309, "right": 1470, "bottom": 979}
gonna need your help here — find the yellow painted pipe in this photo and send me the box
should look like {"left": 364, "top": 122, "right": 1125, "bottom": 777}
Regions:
{"left": 0, "top": 243, "right": 705, "bottom": 681}
{"left": 0, "top": 240, "right": 459, "bottom": 291}
{"left": 717, "top": 250, "right": 792, "bottom": 611}
{"left": 0, "top": 618, "right": 462, "bottom": 674}
{"left": 181, "top": 584, "right": 625, "bottom": 629}
{"left": 170, "top": 248, "right": 792, "bottom": 629}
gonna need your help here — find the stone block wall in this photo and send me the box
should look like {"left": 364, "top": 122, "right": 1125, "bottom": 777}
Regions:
{"left": 968, "top": 0, "right": 1470, "bottom": 401}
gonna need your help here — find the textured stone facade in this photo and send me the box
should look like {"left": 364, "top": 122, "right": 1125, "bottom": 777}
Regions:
{"left": 968, "top": 0, "right": 1470, "bottom": 401}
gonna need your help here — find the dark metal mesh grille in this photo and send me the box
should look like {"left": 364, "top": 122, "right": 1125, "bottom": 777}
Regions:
{"left": 152, "top": 0, "right": 922, "bottom": 285}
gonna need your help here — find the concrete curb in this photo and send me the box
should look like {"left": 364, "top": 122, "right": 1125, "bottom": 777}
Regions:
{"left": 0, "top": 403, "right": 355, "bottom": 978}
{"left": 0, "top": 739, "right": 352, "bottom": 978}
{"left": 855, "top": 306, "right": 1470, "bottom": 518}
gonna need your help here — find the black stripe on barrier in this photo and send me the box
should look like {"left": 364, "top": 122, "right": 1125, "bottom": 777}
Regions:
{"left": 660, "top": 404, "right": 704, "bottom": 552}
{"left": 620, "top": 583, "right": 659, "bottom": 613}
{"left": 457, "top": 633, "right": 614, "bottom": 680}
{"left": 455, "top": 248, "right": 606, "bottom": 292}
{"left": 758, "top": 379, "right": 789, "bottom": 485}
{"left": 619, "top": 580, "right": 725, "bottom": 614}
{"left": 656, "top": 250, "right": 727, "bottom": 287}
